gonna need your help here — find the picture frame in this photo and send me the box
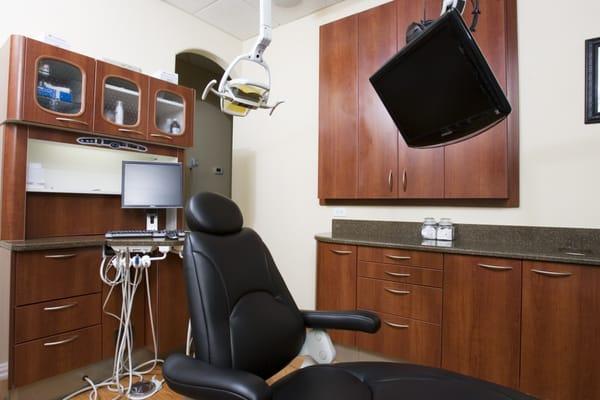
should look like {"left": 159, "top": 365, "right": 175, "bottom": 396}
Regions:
{"left": 585, "top": 37, "right": 600, "bottom": 124}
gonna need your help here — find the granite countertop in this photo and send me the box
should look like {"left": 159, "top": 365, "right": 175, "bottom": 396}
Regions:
{"left": 0, "top": 235, "right": 106, "bottom": 251}
{"left": 316, "top": 220, "right": 600, "bottom": 267}
{"left": 0, "top": 235, "right": 185, "bottom": 252}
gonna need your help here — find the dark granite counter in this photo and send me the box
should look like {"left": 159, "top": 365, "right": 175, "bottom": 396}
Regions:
{"left": 316, "top": 220, "right": 600, "bottom": 267}
{"left": 0, "top": 235, "right": 106, "bottom": 252}
{"left": 0, "top": 236, "right": 184, "bottom": 252}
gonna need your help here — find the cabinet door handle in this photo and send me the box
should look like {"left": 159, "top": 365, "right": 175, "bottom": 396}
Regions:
{"left": 384, "top": 288, "right": 411, "bottom": 295}
{"left": 55, "top": 117, "right": 88, "bottom": 126}
{"left": 388, "top": 170, "right": 393, "bottom": 192}
{"left": 44, "top": 302, "right": 77, "bottom": 311}
{"left": 531, "top": 269, "right": 573, "bottom": 278}
{"left": 151, "top": 133, "right": 173, "bottom": 140}
{"left": 384, "top": 321, "right": 409, "bottom": 329}
{"left": 118, "top": 128, "right": 145, "bottom": 136}
{"left": 43, "top": 335, "right": 79, "bottom": 347}
{"left": 330, "top": 249, "right": 352, "bottom": 255}
{"left": 385, "top": 271, "right": 411, "bottom": 278}
{"left": 402, "top": 169, "right": 407, "bottom": 192}
{"left": 478, "top": 263, "right": 513, "bottom": 271}
{"left": 44, "top": 254, "right": 77, "bottom": 259}
{"left": 385, "top": 255, "right": 411, "bottom": 261}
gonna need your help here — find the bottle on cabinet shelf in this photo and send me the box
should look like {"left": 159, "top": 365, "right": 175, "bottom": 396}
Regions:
{"left": 114, "top": 100, "right": 124, "bottom": 125}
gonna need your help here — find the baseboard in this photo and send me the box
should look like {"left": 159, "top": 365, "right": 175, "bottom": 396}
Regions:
{"left": 0, "top": 362, "right": 7, "bottom": 381}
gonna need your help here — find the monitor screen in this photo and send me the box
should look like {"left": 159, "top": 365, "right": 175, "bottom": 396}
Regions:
{"left": 370, "top": 9, "right": 511, "bottom": 148}
{"left": 121, "top": 161, "right": 183, "bottom": 208}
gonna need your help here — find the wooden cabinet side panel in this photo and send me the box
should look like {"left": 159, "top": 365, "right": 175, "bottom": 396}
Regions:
{"left": 442, "top": 254, "right": 522, "bottom": 388}
{"left": 0, "top": 35, "right": 26, "bottom": 123}
{"left": 0, "top": 124, "right": 27, "bottom": 240}
{"left": 318, "top": 16, "right": 358, "bottom": 199}
{"left": 520, "top": 262, "right": 600, "bottom": 400}
{"left": 357, "top": 3, "right": 398, "bottom": 198}
{"left": 316, "top": 242, "right": 357, "bottom": 346}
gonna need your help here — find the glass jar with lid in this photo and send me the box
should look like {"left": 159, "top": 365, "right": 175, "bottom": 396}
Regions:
{"left": 421, "top": 218, "right": 438, "bottom": 240}
{"left": 437, "top": 218, "right": 455, "bottom": 241}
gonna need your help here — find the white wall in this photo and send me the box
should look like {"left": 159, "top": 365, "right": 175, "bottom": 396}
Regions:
{"left": 0, "top": 0, "right": 242, "bottom": 368}
{"left": 232, "top": 0, "right": 600, "bottom": 309}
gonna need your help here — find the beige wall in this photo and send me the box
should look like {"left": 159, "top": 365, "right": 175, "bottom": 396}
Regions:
{"left": 232, "top": 0, "right": 600, "bottom": 309}
{"left": 0, "top": 0, "right": 242, "bottom": 368}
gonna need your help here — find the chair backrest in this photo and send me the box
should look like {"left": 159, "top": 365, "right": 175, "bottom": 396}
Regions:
{"left": 183, "top": 192, "right": 306, "bottom": 379}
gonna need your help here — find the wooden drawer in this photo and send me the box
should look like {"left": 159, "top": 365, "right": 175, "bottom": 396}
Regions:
{"left": 358, "top": 261, "right": 443, "bottom": 287}
{"left": 15, "top": 247, "right": 102, "bottom": 306}
{"left": 14, "top": 293, "right": 101, "bottom": 343}
{"left": 357, "top": 312, "right": 441, "bottom": 367}
{"left": 357, "top": 277, "right": 442, "bottom": 324}
{"left": 358, "top": 247, "right": 443, "bottom": 269}
{"left": 13, "top": 325, "right": 102, "bottom": 387}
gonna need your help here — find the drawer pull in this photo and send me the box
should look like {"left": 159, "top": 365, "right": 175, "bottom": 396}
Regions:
{"left": 43, "top": 335, "right": 79, "bottom": 347}
{"left": 151, "top": 133, "right": 174, "bottom": 140}
{"left": 331, "top": 250, "right": 352, "bottom": 255}
{"left": 118, "top": 128, "right": 145, "bottom": 135}
{"left": 55, "top": 117, "right": 88, "bottom": 126}
{"left": 385, "top": 271, "right": 411, "bottom": 278}
{"left": 384, "top": 321, "right": 409, "bottom": 329}
{"left": 43, "top": 302, "right": 77, "bottom": 311}
{"left": 385, "top": 255, "right": 411, "bottom": 261}
{"left": 531, "top": 269, "right": 573, "bottom": 278}
{"left": 477, "top": 263, "right": 513, "bottom": 271}
{"left": 44, "top": 254, "right": 77, "bottom": 259}
{"left": 384, "top": 288, "right": 411, "bottom": 295}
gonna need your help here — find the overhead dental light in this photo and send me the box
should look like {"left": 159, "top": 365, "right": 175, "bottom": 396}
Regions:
{"left": 202, "top": 0, "right": 284, "bottom": 117}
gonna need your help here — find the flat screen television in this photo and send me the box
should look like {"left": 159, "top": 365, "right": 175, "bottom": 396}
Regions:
{"left": 370, "top": 9, "right": 511, "bottom": 148}
{"left": 121, "top": 161, "right": 183, "bottom": 209}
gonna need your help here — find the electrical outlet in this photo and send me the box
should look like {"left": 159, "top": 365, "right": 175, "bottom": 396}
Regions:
{"left": 333, "top": 207, "right": 347, "bottom": 217}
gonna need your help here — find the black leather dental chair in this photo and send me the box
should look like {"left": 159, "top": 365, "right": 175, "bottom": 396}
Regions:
{"left": 163, "top": 192, "right": 535, "bottom": 400}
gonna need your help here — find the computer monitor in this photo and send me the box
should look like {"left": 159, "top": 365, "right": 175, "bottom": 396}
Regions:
{"left": 121, "top": 161, "right": 183, "bottom": 209}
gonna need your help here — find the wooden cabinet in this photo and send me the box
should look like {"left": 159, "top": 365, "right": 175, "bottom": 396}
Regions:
{"left": 520, "top": 262, "right": 600, "bottom": 400}
{"left": 148, "top": 78, "right": 194, "bottom": 148}
{"left": 22, "top": 37, "right": 96, "bottom": 130}
{"left": 1, "top": 35, "right": 195, "bottom": 148}
{"left": 318, "top": 15, "right": 358, "bottom": 199}
{"left": 318, "top": 0, "right": 519, "bottom": 204}
{"left": 357, "top": 2, "right": 398, "bottom": 198}
{"left": 93, "top": 60, "right": 149, "bottom": 140}
{"left": 316, "top": 242, "right": 357, "bottom": 346}
{"left": 442, "top": 255, "right": 522, "bottom": 388}
{"left": 397, "top": 0, "right": 445, "bottom": 199}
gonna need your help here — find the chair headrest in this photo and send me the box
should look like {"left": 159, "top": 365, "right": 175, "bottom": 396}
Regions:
{"left": 186, "top": 192, "right": 243, "bottom": 235}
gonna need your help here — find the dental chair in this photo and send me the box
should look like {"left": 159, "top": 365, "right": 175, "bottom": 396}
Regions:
{"left": 163, "top": 192, "right": 535, "bottom": 400}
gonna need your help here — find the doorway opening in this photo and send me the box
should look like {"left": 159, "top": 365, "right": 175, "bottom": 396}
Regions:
{"left": 176, "top": 52, "right": 233, "bottom": 198}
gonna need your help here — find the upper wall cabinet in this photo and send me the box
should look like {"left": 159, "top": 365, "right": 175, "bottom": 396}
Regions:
{"left": 148, "top": 79, "right": 194, "bottom": 148}
{"left": 318, "top": 0, "right": 519, "bottom": 205}
{"left": 23, "top": 38, "right": 96, "bottom": 130}
{"left": 0, "top": 35, "right": 195, "bottom": 148}
{"left": 93, "top": 60, "right": 149, "bottom": 140}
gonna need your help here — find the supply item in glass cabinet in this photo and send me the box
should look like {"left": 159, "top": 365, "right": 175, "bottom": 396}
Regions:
{"left": 104, "top": 77, "right": 140, "bottom": 126}
{"left": 170, "top": 119, "right": 181, "bottom": 134}
{"left": 155, "top": 91, "right": 185, "bottom": 135}
{"left": 36, "top": 58, "right": 83, "bottom": 114}
{"left": 436, "top": 218, "right": 455, "bottom": 241}
{"left": 114, "top": 100, "right": 124, "bottom": 125}
{"left": 201, "top": 0, "right": 283, "bottom": 117}
{"left": 421, "top": 218, "right": 438, "bottom": 240}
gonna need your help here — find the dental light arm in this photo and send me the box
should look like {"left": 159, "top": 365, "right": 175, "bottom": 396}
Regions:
{"left": 202, "top": 0, "right": 284, "bottom": 117}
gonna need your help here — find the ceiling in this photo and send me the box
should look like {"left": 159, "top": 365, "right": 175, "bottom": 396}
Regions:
{"left": 162, "top": 0, "right": 345, "bottom": 40}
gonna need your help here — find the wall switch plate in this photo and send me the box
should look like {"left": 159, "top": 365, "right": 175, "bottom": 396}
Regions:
{"left": 213, "top": 167, "right": 224, "bottom": 176}
{"left": 333, "top": 207, "right": 347, "bottom": 217}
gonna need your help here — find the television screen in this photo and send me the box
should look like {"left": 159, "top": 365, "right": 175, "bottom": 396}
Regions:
{"left": 121, "top": 161, "right": 183, "bottom": 208}
{"left": 370, "top": 9, "right": 511, "bottom": 148}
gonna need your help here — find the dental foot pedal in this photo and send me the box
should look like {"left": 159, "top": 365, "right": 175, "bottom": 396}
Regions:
{"left": 129, "top": 379, "right": 162, "bottom": 399}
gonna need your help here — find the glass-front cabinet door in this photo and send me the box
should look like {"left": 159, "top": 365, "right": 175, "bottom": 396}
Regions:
{"left": 23, "top": 38, "right": 95, "bottom": 129}
{"left": 93, "top": 61, "right": 148, "bottom": 139}
{"left": 148, "top": 78, "right": 194, "bottom": 147}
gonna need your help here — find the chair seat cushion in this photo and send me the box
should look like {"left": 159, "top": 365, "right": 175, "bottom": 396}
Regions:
{"left": 271, "top": 362, "right": 535, "bottom": 400}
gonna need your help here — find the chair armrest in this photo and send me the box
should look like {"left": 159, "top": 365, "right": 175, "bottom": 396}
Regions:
{"left": 163, "top": 353, "right": 272, "bottom": 400}
{"left": 301, "top": 310, "right": 380, "bottom": 333}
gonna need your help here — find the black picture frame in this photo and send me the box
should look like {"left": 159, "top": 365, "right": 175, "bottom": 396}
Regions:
{"left": 585, "top": 37, "right": 600, "bottom": 124}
